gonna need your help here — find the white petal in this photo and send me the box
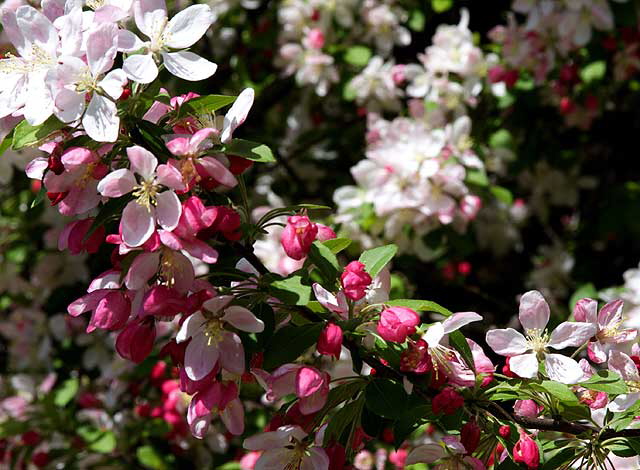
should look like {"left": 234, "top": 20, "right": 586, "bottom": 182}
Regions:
{"left": 97, "top": 169, "right": 136, "bottom": 197}
{"left": 99, "top": 69, "right": 128, "bottom": 100}
{"left": 117, "top": 30, "right": 144, "bottom": 52}
{"left": 221, "top": 88, "right": 254, "bottom": 143}
{"left": 133, "top": 0, "right": 167, "bottom": 39}
{"left": 442, "top": 311, "right": 482, "bottom": 334}
{"left": 301, "top": 448, "right": 329, "bottom": 470}
{"left": 424, "top": 322, "right": 445, "bottom": 347}
{"left": 548, "top": 322, "right": 596, "bottom": 350}
{"left": 544, "top": 353, "right": 584, "bottom": 384}
{"left": 123, "top": 53, "right": 158, "bottom": 84}
{"left": 163, "top": 4, "right": 213, "bottom": 49}
{"left": 126, "top": 146, "right": 157, "bottom": 180}
{"left": 222, "top": 306, "right": 264, "bottom": 333}
{"left": 83, "top": 95, "right": 119, "bottom": 142}
{"left": 161, "top": 51, "right": 217, "bottom": 81}
{"left": 86, "top": 22, "right": 118, "bottom": 76}
{"left": 406, "top": 444, "right": 446, "bottom": 465}
{"left": 155, "top": 191, "right": 181, "bottom": 231}
{"left": 608, "top": 393, "right": 640, "bottom": 413}
{"left": 608, "top": 350, "right": 640, "bottom": 382}
{"left": 510, "top": 353, "right": 539, "bottom": 379}
{"left": 23, "top": 71, "right": 54, "bottom": 126}
{"left": 519, "top": 290, "right": 550, "bottom": 332}
{"left": 485, "top": 328, "right": 529, "bottom": 356}
{"left": 53, "top": 89, "right": 85, "bottom": 123}
{"left": 121, "top": 201, "right": 155, "bottom": 247}
{"left": 176, "top": 311, "right": 205, "bottom": 343}
{"left": 185, "top": 332, "right": 218, "bottom": 381}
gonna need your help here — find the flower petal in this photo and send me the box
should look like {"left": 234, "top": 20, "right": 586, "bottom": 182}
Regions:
{"left": 185, "top": 332, "right": 218, "bottom": 381}
{"left": 424, "top": 322, "right": 445, "bottom": 347}
{"left": 406, "top": 444, "right": 446, "bottom": 465}
{"left": 83, "top": 94, "right": 119, "bottom": 142}
{"left": 608, "top": 393, "right": 640, "bottom": 412}
{"left": 121, "top": 200, "right": 155, "bottom": 247}
{"left": 509, "top": 353, "right": 539, "bottom": 379}
{"left": 97, "top": 168, "right": 136, "bottom": 197}
{"left": 221, "top": 398, "right": 244, "bottom": 436}
{"left": 163, "top": 4, "right": 213, "bottom": 49}
{"left": 161, "top": 51, "right": 217, "bottom": 81}
{"left": 598, "top": 299, "right": 624, "bottom": 330}
{"left": 222, "top": 306, "right": 264, "bottom": 333}
{"left": 218, "top": 332, "right": 245, "bottom": 375}
{"left": 442, "top": 311, "right": 482, "bottom": 334}
{"left": 544, "top": 353, "right": 584, "bottom": 384}
{"left": 176, "top": 311, "right": 205, "bottom": 343}
{"left": 518, "top": 290, "right": 550, "bottom": 332}
{"left": 485, "top": 328, "right": 528, "bottom": 356}
{"left": 547, "top": 322, "right": 596, "bottom": 350}
{"left": 156, "top": 163, "right": 186, "bottom": 190}
{"left": 123, "top": 53, "right": 158, "bottom": 84}
{"left": 197, "top": 156, "right": 237, "bottom": 188}
{"left": 123, "top": 251, "right": 159, "bottom": 290}
{"left": 155, "top": 191, "right": 182, "bottom": 231}
{"left": 127, "top": 145, "right": 157, "bottom": 180}
{"left": 608, "top": 350, "right": 640, "bottom": 382}
{"left": 573, "top": 298, "right": 597, "bottom": 324}
{"left": 221, "top": 88, "right": 254, "bottom": 143}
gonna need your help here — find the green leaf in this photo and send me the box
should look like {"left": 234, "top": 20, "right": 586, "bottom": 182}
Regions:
{"left": 431, "top": 0, "right": 453, "bottom": 13}
{"left": 364, "top": 379, "right": 408, "bottom": 419}
{"left": 54, "top": 378, "right": 79, "bottom": 407}
{"left": 537, "top": 380, "right": 579, "bottom": 404}
{"left": 136, "top": 445, "right": 167, "bottom": 470}
{"left": 221, "top": 139, "right": 276, "bottom": 163}
{"left": 466, "top": 168, "right": 489, "bottom": 186}
{"left": 263, "top": 323, "right": 323, "bottom": 370}
{"left": 323, "top": 399, "right": 362, "bottom": 445}
{"left": 322, "top": 238, "right": 352, "bottom": 254}
{"left": 489, "top": 129, "right": 513, "bottom": 149}
{"left": 448, "top": 331, "right": 474, "bottom": 371}
{"left": 0, "top": 130, "right": 13, "bottom": 157}
{"left": 77, "top": 427, "right": 116, "bottom": 453}
{"left": 12, "top": 117, "right": 65, "bottom": 149}
{"left": 130, "top": 120, "right": 170, "bottom": 158}
{"left": 178, "top": 94, "right": 237, "bottom": 117}
{"left": 408, "top": 10, "right": 425, "bottom": 31}
{"left": 393, "top": 405, "right": 432, "bottom": 447}
{"left": 270, "top": 275, "right": 312, "bottom": 306}
{"left": 582, "top": 370, "right": 628, "bottom": 395}
{"left": 307, "top": 241, "right": 339, "bottom": 282}
{"left": 581, "top": 61, "right": 606, "bottom": 83}
{"left": 344, "top": 46, "right": 372, "bottom": 67}
{"left": 359, "top": 244, "right": 397, "bottom": 278}
{"left": 386, "top": 299, "right": 452, "bottom": 317}
{"left": 490, "top": 186, "right": 514, "bottom": 205}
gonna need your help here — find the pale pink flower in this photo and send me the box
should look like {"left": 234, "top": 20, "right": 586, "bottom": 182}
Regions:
{"left": 123, "top": 0, "right": 217, "bottom": 83}
{"left": 243, "top": 425, "right": 329, "bottom": 470}
{"left": 485, "top": 290, "right": 596, "bottom": 384}
{"left": 607, "top": 350, "right": 640, "bottom": 412}
{"left": 187, "top": 380, "right": 243, "bottom": 438}
{"left": 97, "top": 145, "right": 185, "bottom": 247}
{"left": 176, "top": 296, "right": 264, "bottom": 380}
{"left": 573, "top": 298, "right": 637, "bottom": 364}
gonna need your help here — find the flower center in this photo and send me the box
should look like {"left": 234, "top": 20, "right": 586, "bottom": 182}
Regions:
{"left": 132, "top": 180, "right": 159, "bottom": 210}
{"left": 203, "top": 318, "right": 225, "bottom": 346}
{"left": 626, "top": 380, "right": 640, "bottom": 393}
{"left": 598, "top": 317, "right": 624, "bottom": 340}
{"left": 75, "top": 68, "right": 98, "bottom": 93}
{"left": 76, "top": 163, "right": 98, "bottom": 189}
{"left": 525, "top": 328, "right": 549, "bottom": 355}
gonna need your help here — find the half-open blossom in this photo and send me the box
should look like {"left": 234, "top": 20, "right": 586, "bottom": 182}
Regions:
{"left": 98, "top": 146, "right": 185, "bottom": 247}
{"left": 513, "top": 430, "right": 539, "bottom": 470}
{"left": 340, "top": 261, "right": 372, "bottom": 301}
{"left": 115, "top": 317, "right": 156, "bottom": 363}
{"left": 513, "top": 400, "right": 543, "bottom": 418}
{"left": 400, "top": 339, "right": 432, "bottom": 374}
{"left": 281, "top": 215, "right": 318, "bottom": 260}
{"left": 607, "top": 350, "right": 640, "bottom": 412}
{"left": 485, "top": 290, "right": 596, "bottom": 384}
{"left": 377, "top": 307, "right": 420, "bottom": 343}
{"left": 176, "top": 296, "right": 264, "bottom": 380}
{"left": 58, "top": 218, "right": 104, "bottom": 255}
{"left": 187, "top": 380, "right": 244, "bottom": 438}
{"left": 573, "top": 298, "right": 637, "bottom": 364}
{"left": 123, "top": 0, "right": 217, "bottom": 83}
{"left": 67, "top": 289, "right": 131, "bottom": 333}
{"left": 243, "top": 425, "right": 329, "bottom": 470}
{"left": 317, "top": 323, "right": 343, "bottom": 359}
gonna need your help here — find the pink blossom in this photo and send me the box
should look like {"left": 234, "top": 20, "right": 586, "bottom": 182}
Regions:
{"left": 485, "top": 290, "right": 596, "bottom": 384}
{"left": 305, "top": 28, "right": 325, "bottom": 49}
{"left": 432, "top": 388, "right": 464, "bottom": 415}
{"left": 513, "top": 400, "right": 543, "bottom": 418}
{"left": 176, "top": 296, "right": 264, "bottom": 380}
{"left": 513, "top": 431, "right": 539, "bottom": 470}
{"left": 573, "top": 298, "right": 637, "bottom": 363}
{"left": 187, "top": 380, "right": 244, "bottom": 438}
{"left": 281, "top": 215, "right": 318, "bottom": 260}
{"left": 341, "top": 261, "right": 372, "bottom": 301}
{"left": 115, "top": 317, "right": 156, "bottom": 363}
{"left": 317, "top": 323, "right": 343, "bottom": 358}
{"left": 400, "top": 339, "right": 432, "bottom": 374}
{"left": 58, "top": 218, "right": 104, "bottom": 255}
{"left": 98, "top": 146, "right": 185, "bottom": 247}
{"left": 67, "top": 289, "right": 131, "bottom": 333}
{"left": 377, "top": 307, "right": 420, "bottom": 343}
{"left": 607, "top": 351, "right": 640, "bottom": 412}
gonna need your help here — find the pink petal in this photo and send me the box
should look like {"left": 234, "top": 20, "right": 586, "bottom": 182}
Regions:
{"left": 121, "top": 201, "right": 155, "bottom": 247}
{"left": 509, "top": 353, "right": 539, "bottom": 379}
{"left": 547, "top": 322, "right": 596, "bottom": 350}
{"left": 218, "top": 332, "right": 245, "bottom": 375}
{"left": 587, "top": 341, "right": 608, "bottom": 364}
{"left": 406, "top": 444, "right": 446, "bottom": 465}
{"left": 608, "top": 350, "right": 640, "bottom": 382}
{"left": 221, "top": 398, "right": 244, "bottom": 435}
{"left": 544, "top": 353, "right": 584, "bottom": 384}
{"left": 156, "top": 163, "right": 186, "bottom": 190}
{"left": 598, "top": 299, "right": 624, "bottom": 330}
{"left": 518, "top": 290, "right": 550, "bottom": 332}
{"left": 301, "top": 448, "right": 329, "bottom": 470}
{"left": 124, "top": 251, "right": 160, "bottom": 290}
{"left": 97, "top": 168, "right": 136, "bottom": 197}
{"left": 67, "top": 291, "right": 104, "bottom": 317}
{"left": 165, "top": 137, "right": 191, "bottom": 156}
{"left": 185, "top": 332, "right": 219, "bottom": 381}
{"left": 61, "top": 147, "right": 98, "bottom": 167}
{"left": 485, "top": 328, "right": 528, "bottom": 356}
{"left": 442, "top": 311, "right": 482, "bottom": 334}
{"left": 155, "top": 191, "right": 181, "bottom": 231}
{"left": 312, "top": 283, "right": 346, "bottom": 316}
{"left": 188, "top": 128, "right": 216, "bottom": 153}
{"left": 176, "top": 311, "right": 206, "bottom": 343}
{"left": 295, "top": 367, "right": 323, "bottom": 398}
{"left": 222, "top": 306, "right": 264, "bottom": 333}
{"left": 126, "top": 145, "right": 157, "bottom": 180}
{"left": 573, "top": 298, "right": 597, "bottom": 323}
{"left": 182, "top": 239, "right": 219, "bottom": 264}
{"left": 198, "top": 156, "right": 237, "bottom": 188}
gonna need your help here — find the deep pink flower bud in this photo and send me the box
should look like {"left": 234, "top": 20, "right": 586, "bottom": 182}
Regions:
{"left": 487, "top": 65, "right": 506, "bottom": 83}
{"left": 59, "top": 219, "right": 105, "bottom": 255}
{"left": 461, "top": 420, "right": 481, "bottom": 454}
{"left": 513, "top": 430, "right": 540, "bottom": 469}
{"left": 340, "top": 261, "right": 372, "bottom": 301}
{"left": 116, "top": 317, "right": 156, "bottom": 363}
{"left": 281, "top": 215, "right": 318, "bottom": 260}
{"left": 400, "top": 339, "right": 432, "bottom": 374}
{"left": 89, "top": 291, "right": 130, "bottom": 332}
{"left": 316, "top": 223, "right": 336, "bottom": 241}
{"left": 306, "top": 28, "right": 325, "bottom": 49}
{"left": 431, "top": 388, "right": 464, "bottom": 415}
{"left": 317, "top": 323, "right": 343, "bottom": 358}
{"left": 499, "top": 425, "right": 511, "bottom": 438}
{"left": 514, "top": 399, "right": 543, "bottom": 418}
{"left": 142, "top": 286, "right": 187, "bottom": 318}
{"left": 376, "top": 307, "right": 420, "bottom": 343}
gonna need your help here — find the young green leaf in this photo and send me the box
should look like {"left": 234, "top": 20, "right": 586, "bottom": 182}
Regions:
{"left": 358, "top": 244, "right": 397, "bottom": 278}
